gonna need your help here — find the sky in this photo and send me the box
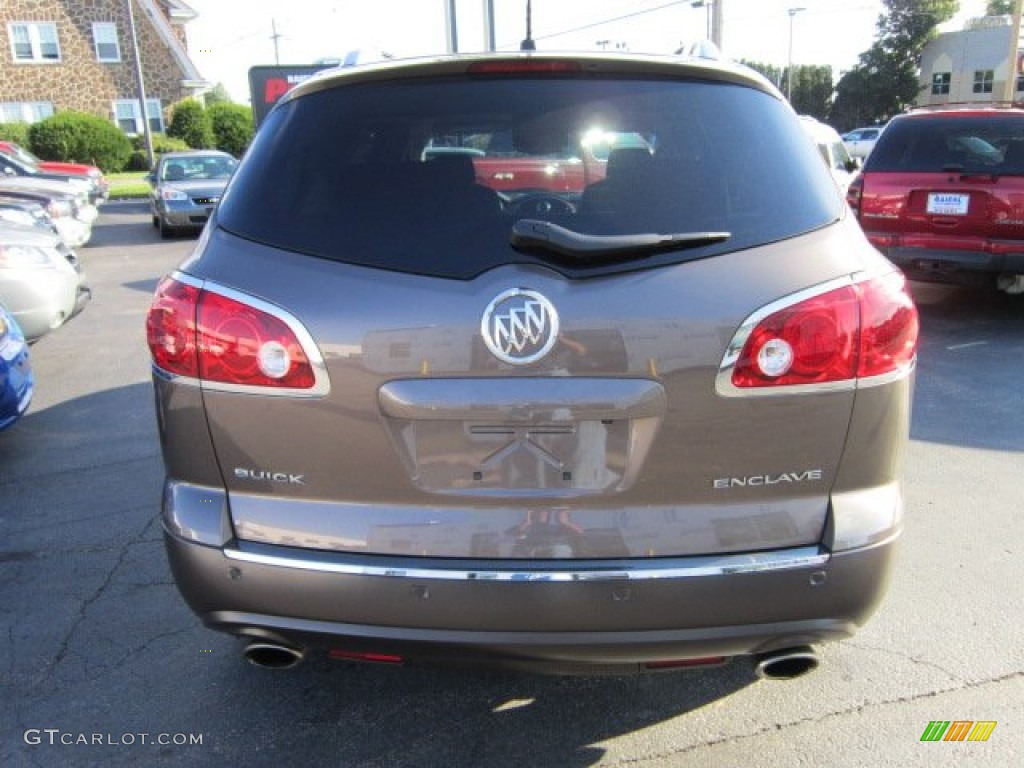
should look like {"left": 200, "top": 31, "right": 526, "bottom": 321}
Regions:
{"left": 183, "top": 0, "right": 990, "bottom": 104}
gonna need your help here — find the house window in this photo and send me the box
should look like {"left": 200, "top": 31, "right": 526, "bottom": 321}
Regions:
{"left": 0, "top": 101, "right": 54, "bottom": 123}
{"left": 931, "top": 72, "right": 951, "bottom": 96}
{"left": 113, "top": 99, "right": 164, "bottom": 134}
{"left": 8, "top": 22, "right": 61, "bottom": 63}
{"left": 972, "top": 70, "right": 994, "bottom": 94}
{"left": 92, "top": 22, "right": 120, "bottom": 62}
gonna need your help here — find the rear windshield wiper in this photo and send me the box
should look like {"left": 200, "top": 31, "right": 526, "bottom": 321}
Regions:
{"left": 511, "top": 219, "right": 731, "bottom": 263}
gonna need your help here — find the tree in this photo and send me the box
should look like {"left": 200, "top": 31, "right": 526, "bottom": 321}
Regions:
{"left": 739, "top": 60, "right": 833, "bottom": 122}
{"left": 167, "top": 99, "right": 213, "bottom": 149}
{"left": 204, "top": 83, "right": 234, "bottom": 107}
{"left": 987, "top": 1, "right": 1013, "bottom": 14}
{"left": 739, "top": 60, "right": 783, "bottom": 89}
{"left": 791, "top": 66, "right": 835, "bottom": 121}
{"left": 208, "top": 103, "right": 254, "bottom": 157}
{"left": 830, "top": 0, "right": 959, "bottom": 129}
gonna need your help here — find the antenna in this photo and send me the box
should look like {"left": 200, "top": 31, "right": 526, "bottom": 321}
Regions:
{"left": 520, "top": 0, "right": 536, "bottom": 51}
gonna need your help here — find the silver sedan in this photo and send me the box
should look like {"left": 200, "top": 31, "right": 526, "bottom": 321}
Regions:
{"left": 0, "top": 222, "right": 90, "bottom": 342}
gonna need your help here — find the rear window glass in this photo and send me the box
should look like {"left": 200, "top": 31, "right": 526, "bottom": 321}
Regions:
{"left": 217, "top": 75, "right": 841, "bottom": 280}
{"left": 866, "top": 114, "right": 1024, "bottom": 174}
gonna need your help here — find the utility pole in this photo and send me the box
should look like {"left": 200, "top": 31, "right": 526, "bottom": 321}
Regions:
{"left": 270, "top": 19, "right": 281, "bottom": 65}
{"left": 483, "top": 0, "right": 496, "bottom": 52}
{"left": 445, "top": 0, "right": 458, "bottom": 53}
{"left": 711, "top": 0, "right": 723, "bottom": 49}
{"left": 787, "top": 7, "right": 806, "bottom": 103}
{"left": 125, "top": 0, "right": 154, "bottom": 168}
{"left": 1002, "top": 0, "right": 1023, "bottom": 103}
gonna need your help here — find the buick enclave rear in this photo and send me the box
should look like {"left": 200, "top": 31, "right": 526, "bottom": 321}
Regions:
{"left": 147, "top": 52, "right": 918, "bottom": 676}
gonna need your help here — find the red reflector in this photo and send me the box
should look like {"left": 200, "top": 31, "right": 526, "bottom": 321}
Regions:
{"left": 329, "top": 649, "right": 404, "bottom": 664}
{"left": 467, "top": 60, "right": 582, "bottom": 75}
{"left": 645, "top": 657, "right": 726, "bottom": 670}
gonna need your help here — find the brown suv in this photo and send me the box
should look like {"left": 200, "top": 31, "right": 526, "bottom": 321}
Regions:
{"left": 147, "top": 52, "right": 918, "bottom": 678}
{"left": 849, "top": 105, "right": 1024, "bottom": 293}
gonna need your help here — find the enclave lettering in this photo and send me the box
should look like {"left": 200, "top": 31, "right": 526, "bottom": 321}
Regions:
{"left": 713, "top": 469, "right": 823, "bottom": 490}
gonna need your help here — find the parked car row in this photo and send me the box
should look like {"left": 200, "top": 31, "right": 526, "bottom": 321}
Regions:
{"left": 0, "top": 141, "right": 107, "bottom": 432}
{"left": 0, "top": 140, "right": 109, "bottom": 205}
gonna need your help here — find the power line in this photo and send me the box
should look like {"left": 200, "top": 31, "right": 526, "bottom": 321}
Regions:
{"left": 498, "top": 0, "right": 690, "bottom": 48}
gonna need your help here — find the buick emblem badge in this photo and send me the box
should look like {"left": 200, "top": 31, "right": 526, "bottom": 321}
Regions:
{"left": 481, "top": 288, "right": 559, "bottom": 365}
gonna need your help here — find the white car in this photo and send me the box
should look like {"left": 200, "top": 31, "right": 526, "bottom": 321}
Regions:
{"left": 801, "top": 117, "right": 859, "bottom": 194}
{"left": 0, "top": 222, "right": 90, "bottom": 341}
{"left": 842, "top": 126, "right": 884, "bottom": 160}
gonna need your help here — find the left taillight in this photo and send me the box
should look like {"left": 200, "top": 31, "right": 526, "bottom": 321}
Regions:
{"left": 146, "top": 277, "right": 199, "bottom": 377}
{"left": 146, "top": 275, "right": 323, "bottom": 392}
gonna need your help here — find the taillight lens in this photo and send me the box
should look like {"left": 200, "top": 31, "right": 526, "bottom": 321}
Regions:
{"left": 197, "top": 290, "right": 314, "bottom": 388}
{"left": 146, "top": 278, "right": 199, "bottom": 377}
{"left": 855, "top": 271, "right": 919, "bottom": 378}
{"left": 729, "top": 273, "right": 918, "bottom": 390}
{"left": 846, "top": 174, "right": 864, "bottom": 216}
{"left": 146, "top": 276, "right": 320, "bottom": 391}
{"left": 731, "top": 286, "right": 859, "bottom": 388}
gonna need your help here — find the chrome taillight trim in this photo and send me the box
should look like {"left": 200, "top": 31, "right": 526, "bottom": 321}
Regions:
{"left": 153, "top": 271, "right": 330, "bottom": 398}
{"left": 224, "top": 545, "right": 830, "bottom": 582}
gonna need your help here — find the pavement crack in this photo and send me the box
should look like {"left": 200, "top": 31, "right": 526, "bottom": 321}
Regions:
{"left": 46, "top": 515, "right": 161, "bottom": 677}
{"left": 843, "top": 640, "right": 967, "bottom": 683}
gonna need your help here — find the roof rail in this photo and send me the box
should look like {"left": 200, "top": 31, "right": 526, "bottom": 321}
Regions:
{"left": 908, "top": 100, "right": 1024, "bottom": 112}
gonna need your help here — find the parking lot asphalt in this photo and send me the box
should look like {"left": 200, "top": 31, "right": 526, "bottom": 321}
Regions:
{"left": 1, "top": 202, "right": 1022, "bottom": 767}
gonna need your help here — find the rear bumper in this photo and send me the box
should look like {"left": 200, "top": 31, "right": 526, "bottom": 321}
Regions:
{"left": 164, "top": 528, "right": 898, "bottom": 667}
{"left": 865, "top": 236, "right": 1024, "bottom": 284}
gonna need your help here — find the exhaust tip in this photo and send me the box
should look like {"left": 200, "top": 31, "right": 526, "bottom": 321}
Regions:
{"left": 243, "top": 641, "right": 305, "bottom": 669}
{"left": 753, "top": 645, "right": 819, "bottom": 680}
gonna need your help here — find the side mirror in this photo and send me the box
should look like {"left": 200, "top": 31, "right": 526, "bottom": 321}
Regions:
{"left": 845, "top": 157, "right": 862, "bottom": 173}
{"left": 145, "top": 172, "right": 156, "bottom": 184}
{"left": 2, "top": 167, "right": 16, "bottom": 177}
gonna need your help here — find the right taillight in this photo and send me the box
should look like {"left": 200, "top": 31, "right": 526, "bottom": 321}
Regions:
{"left": 855, "top": 271, "right": 919, "bottom": 378}
{"left": 145, "top": 275, "right": 327, "bottom": 395}
{"left": 720, "top": 272, "right": 918, "bottom": 395}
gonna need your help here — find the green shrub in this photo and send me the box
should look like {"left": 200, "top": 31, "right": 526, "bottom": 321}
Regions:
{"left": 207, "top": 103, "right": 253, "bottom": 157}
{"left": 0, "top": 122, "right": 31, "bottom": 146}
{"left": 27, "top": 112, "right": 132, "bottom": 172}
{"left": 166, "top": 100, "right": 213, "bottom": 149}
{"left": 125, "top": 134, "right": 192, "bottom": 171}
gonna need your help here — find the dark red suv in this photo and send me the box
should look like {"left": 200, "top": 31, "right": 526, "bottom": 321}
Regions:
{"left": 848, "top": 105, "right": 1024, "bottom": 293}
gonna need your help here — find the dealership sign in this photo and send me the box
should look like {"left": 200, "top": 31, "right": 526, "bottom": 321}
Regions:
{"left": 248, "top": 65, "right": 335, "bottom": 127}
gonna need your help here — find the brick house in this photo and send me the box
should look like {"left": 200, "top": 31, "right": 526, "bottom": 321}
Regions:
{"left": 0, "top": 0, "right": 207, "bottom": 134}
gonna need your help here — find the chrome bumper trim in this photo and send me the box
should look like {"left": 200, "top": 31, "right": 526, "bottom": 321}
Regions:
{"left": 223, "top": 545, "right": 830, "bottom": 582}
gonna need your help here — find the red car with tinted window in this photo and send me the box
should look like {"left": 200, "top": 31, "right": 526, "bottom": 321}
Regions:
{"left": 848, "top": 105, "right": 1024, "bottom": 293}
